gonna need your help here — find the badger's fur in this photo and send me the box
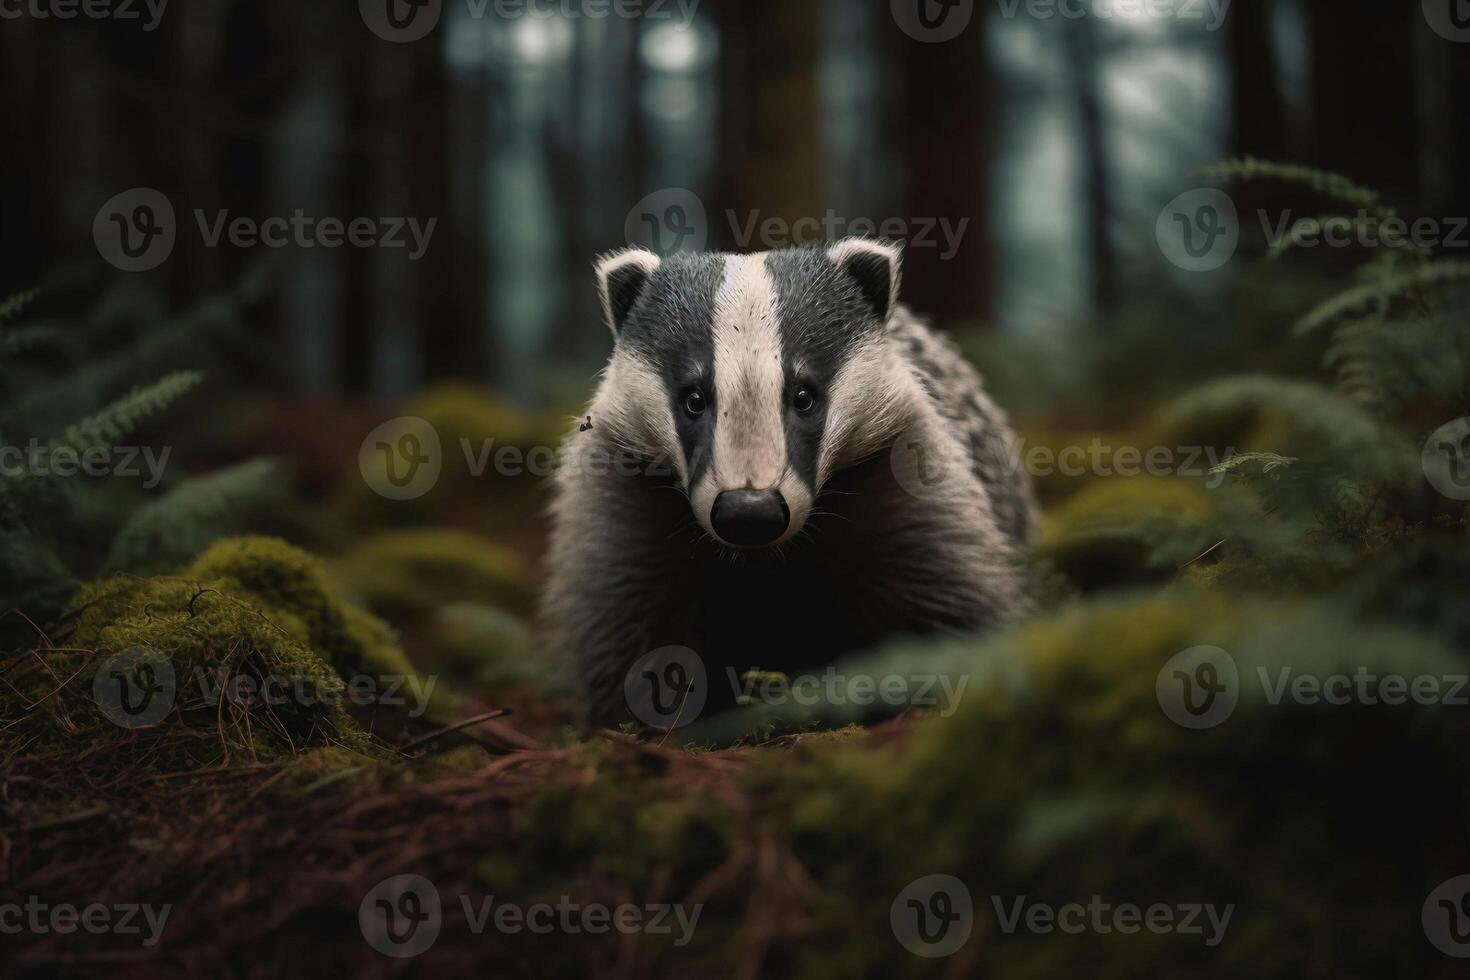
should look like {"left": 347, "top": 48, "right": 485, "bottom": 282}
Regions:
{"left": 543, "top": 240, "right": 1037, "bottom": 725}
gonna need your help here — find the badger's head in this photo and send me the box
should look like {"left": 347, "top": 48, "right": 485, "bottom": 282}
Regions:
{"left": 587, "top": 239, "right": 918, "bottom": 551}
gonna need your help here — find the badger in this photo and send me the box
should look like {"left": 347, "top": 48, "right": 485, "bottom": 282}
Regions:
{"left": 543, "top": 239, "right": 1036, "bottom": 726}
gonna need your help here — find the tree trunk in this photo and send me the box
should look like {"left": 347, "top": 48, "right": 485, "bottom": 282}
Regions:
{"left": 1305, "top": 0, "right": 1420, "bottom": 198}
{"left": 897, "top": 0, "right": 992, "bottom": 323}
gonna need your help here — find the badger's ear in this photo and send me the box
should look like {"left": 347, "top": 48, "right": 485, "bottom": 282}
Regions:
{"left": 595, "top": 248, "right": 661, "bottom": 337}
{"left": 827, "top": 238, "right": 901, "bottom": 322}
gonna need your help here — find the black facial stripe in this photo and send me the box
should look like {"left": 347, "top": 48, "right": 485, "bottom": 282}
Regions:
{"left": 782, "top": 377, "right": 825, "bottom": 489}
{"left": 618, "top": 252, "right": 724, "bottom": 487}
{"left": 766, "top": 247, "right": 883, "bottom": 491}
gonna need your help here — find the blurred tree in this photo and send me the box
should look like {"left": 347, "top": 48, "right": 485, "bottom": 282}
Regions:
{"left": 897, "top": 2, "right": 993, "bottom": 322}
{"left": 1227, "top": 0, "right": 1287, "bottom": 163}
{"left": 1304, "top": 0, "right": 1420, "bottom": 199}
{"left": 1414, "top": 14, "right": 1470, "bottom": 230}
{"left": 0, "top": 21, "right": 58, "bottom": 289}
{"left": 1063, "top": 13, "right": 1114, "bottom": 315}
{"left": 714, "top": 0, "right": 823, "bottom": 246}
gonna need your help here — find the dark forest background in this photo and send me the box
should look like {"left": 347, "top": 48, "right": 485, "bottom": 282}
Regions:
{"left": 2, "top": 0, "right": 1466, "bottom": 404}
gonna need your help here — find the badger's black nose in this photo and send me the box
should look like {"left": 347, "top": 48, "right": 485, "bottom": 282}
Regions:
{"left": 711, "top": 489, "right": 790, "bottom": 546}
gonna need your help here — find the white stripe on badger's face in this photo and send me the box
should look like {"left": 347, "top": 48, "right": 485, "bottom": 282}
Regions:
{"left": 712, "top": 254, "right": 786, "bottom": 490}
{"left": 690, "top": 253, "right": 812, "bottom": 547}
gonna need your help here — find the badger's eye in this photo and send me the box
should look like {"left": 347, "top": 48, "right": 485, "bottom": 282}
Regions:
{"left": 793, "top": 386, "right": 817, "bottom": 415}
{"left": 683, "top": 388, "right": 707, "bottom": 417}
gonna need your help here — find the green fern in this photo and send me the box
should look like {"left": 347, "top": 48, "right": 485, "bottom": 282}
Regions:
{"left": 1203, "top": 159, "right": 1469, "bottom": 408}
{"left": 0, "top": 288, "right": 38, "bottom": 325}
{"left": 1141, "top": 166, "right": 1470, "bottom": 608}
{"left": 10, "top": 273, "right": 267, "bottom": 435}
{"left": 1292, "top": 259, "right": 1470, "bottom": 336}
{"left": 59, "top": 369, "right": 204, "bottom": 453}
{"left": 1196, "top": 158, "right": 1390, "bottom": 219}
{"left": 105, "top": 458, "right": 290, "bottom": 572}
{"left": 1209, "top": 451, "right": 1299, "bottom": 478}
{"left": 1155, "top": 374, "right": 1417, "bottom": 487}
{"left": 0, "top": 272, "right": 275, "bottom": 645}
{"left": 1321, "top": 307, "right": 1469, "bottom": 413}
{"left": 0, "top": 324, "right": 59, "bottom": 358}
{"left": 1266, "top": 213, "right": 1434, "bottom": 262}
{"left": 1265, "top": 214, "right": 1334, "bottom": 261}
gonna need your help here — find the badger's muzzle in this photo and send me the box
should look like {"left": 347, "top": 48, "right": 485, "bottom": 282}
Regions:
{"left": 711, "top": 489, "right": 790, "bottom": 547}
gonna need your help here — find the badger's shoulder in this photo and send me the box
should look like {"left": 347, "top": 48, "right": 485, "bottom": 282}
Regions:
{"left": 886, "top": 305, "right": 1037, "bottom": 546}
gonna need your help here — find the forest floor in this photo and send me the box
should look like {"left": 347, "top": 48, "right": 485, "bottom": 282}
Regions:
{"left": 6, "top": 374, "right": 1467, "bottom": 979}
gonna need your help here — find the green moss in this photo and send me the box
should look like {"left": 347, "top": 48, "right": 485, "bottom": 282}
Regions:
{"left": 408, "top": 382, "right": 567, "bottom": 449}
{"left": 1021, "top": 426, "right": 1154, "bottom": 506}
{"left": 333, "top": 528, "right": 533, "bottom": 618}
{"left": 11, "top": 536, "right": 449, "bottom": 766}
{"left": 769, "top": 590, "right": 1470, "bottom": 978}
{"left": 422, "top": 743, "right": 493, "bottom": 773}
{"left": 1043, "top": 475, "right": 1213, "bottom": 538}
{"left": 279, "top": 745, "right": 394, "bottom": 792}
{"left": 516, "top": 740, "right": 733, "bottom": 889}
{"left": 1038, "top": 477, "right": 1217, "bottom": 592}
{"left": 432, "top": 601, "right": 553, "bottom": 690}
{"left": 57, "top": 571, "right": 363, "bottom": 763}
{"left": 189, "top": 536, "right": 413, "bottom": 679}
{"left": 472, "top": 853, "right": 528, "bottom": 893}
{"left": 1145, "top": 375, "right": 1417, "bottom": 488}
{"left": 634, "top": 798, "right": 731, "bottom": 873}
{"left": 337, "top": 383, "right": 570, "bottom": 533}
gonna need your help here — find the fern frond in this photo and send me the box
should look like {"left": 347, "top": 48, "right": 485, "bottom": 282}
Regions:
{"left": 1266, "top": 213, "right": 1433, "bottom": 262}
{"left": 1266, "top": 215, "right": 1332, "bottom": 261}
{"left": 1196, "top": 159, "right": 1390, "bottom": 219}
{"left": 0, "top": 288, "right": 39, "bottom": 325}
{"left": 1321, "top": 307, "right": 1470, "bottom": 415}
{"left": 1210, "top": 452, "right": 1299, "bottom": 478}
{"left": 0, "top": 325, "right": 59, "bottom": 357}
{"left": 106, "top": 458, "right": 289, "bottom": 572}
{"left": 1156, "top": 374, "right": 1417, "bottom": 488}
{"left": 1292, "top": 260, "right": 1470, "bottom": 336}
{"left": 59, "top": 370, "right": 205, "bottom": 452}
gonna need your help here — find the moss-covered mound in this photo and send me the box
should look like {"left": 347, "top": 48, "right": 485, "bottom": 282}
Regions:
{"left": 188, "top": 535, "right": 418, "bottom": 681}
{"left": 337, "top": 383, "right": 570, "bottom": 537}
{"left": 1038, "top": 476, "right": 1218, "bottom": 592}
{"left": 330, "top": 526, "right": 542, "bottom": 689}
{"left": 333, "top": 527, "right": 533, "bottom": 618}
{"left": 4, "top": 536, "right": 438, "bottom": 768}
{"left": 433, "top": 601, "right": 543, "bottom": 686}
{"left": 759, "top": 590, "right": 1470, "bottom": 978}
